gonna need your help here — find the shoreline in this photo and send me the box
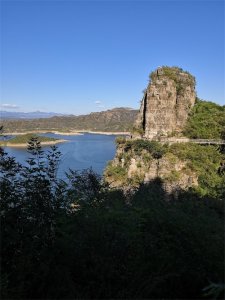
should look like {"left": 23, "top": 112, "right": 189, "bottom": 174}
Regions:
{"left": 0, "top": 139, "right": 68, "bottom": 148}
{"left": 69, "top": 130, "right": 130, "bottom": 135}
{"left": 3, "top": 130, "right": 130, "bottom": 136}
{"left": 3, "top": 131, "right": 83, "bottom": 136}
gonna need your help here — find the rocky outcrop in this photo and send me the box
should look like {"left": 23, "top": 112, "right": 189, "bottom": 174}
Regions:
{"left": 135, "top": 66, "right": 196, "bottom": 139}
{"left": 104, "top": 68, "right": 224, "bottom": 195}
{"left": 104, "top": 139, "right": 198, "bottom": 194}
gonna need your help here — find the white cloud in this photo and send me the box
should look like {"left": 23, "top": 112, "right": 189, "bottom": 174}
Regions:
{"left": 94, "top": 100, "right": 105, "bottom": 109}
{"left": 94, "top": 100, "right": 102, "bottom": 105}
{"left": 1, "top": 103, "right": 20, "bottom": 109}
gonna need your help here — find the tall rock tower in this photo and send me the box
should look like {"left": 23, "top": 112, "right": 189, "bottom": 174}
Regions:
{"left": 135, "top": 66, "right": 196, "bottom": 139}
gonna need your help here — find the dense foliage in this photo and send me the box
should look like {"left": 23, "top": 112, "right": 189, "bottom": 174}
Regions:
{"left": 1, "top": 138, "right": 224, "bottom": 299}
{"left": 169, "top": 142, "right": 224, "bottom": 197}
{"left": 183, "top": 99, "right": 225, "bottom": 139}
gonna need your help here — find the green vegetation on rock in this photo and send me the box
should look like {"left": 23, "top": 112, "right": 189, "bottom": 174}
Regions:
{"left": 107, "top": 138, "right": 225, "bottom": 199}
{"left": 169, "top": 142, "right": 224, "bottom": 197}
{"left": 116, "top": 137, "right": 166, "bottom": 157}
{"left": 105, "top": 162, "right": 127, "bottom": 183}
{"left": 149, "top": 66, "right": 196, "bottom": 95}
{"left": 183, "top": 98, "right": 225, "bottom": 139}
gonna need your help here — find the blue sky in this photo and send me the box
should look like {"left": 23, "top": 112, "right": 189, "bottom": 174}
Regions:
{"left": 1, "top": 0, "right": 224, "bottom": 114}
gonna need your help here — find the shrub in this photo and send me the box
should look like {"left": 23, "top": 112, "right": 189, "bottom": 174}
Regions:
{"left": 131, "top": 126, "right": 144, "bottom": 136}
{"left": 115, "top": 136, "right": 126, "bottom": 145}
{"left": 105, "top": 164, "right": 127, "bottom": 182}
{"left": 125, "top": 139, "right": 167, "bottom": 158}
{"left": 169, "top": 143, "right": 224, "bottom": 198}
{"left": 164, "top": 170, "right": 180, "bottom": 182}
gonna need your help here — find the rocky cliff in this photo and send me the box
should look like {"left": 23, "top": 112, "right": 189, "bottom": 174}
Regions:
{"left": 135, "top": 66, "right": 196, "bottom": 139}
{"left": 104, "top": 68, "right": 224, "bottom": 196}
{"left": 104, "top": 138, "right": 199, "bottom": 195}
{"left": 104, "top": 138, "right": 224, "bottom": 197}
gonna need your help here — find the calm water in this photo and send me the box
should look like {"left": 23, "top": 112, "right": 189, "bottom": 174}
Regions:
{"left": 3, "top": 133, "right": 119, "bottom": 178}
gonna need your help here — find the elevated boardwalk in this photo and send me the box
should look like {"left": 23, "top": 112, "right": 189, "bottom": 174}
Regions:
{"left": 131, "top": 136, "right": 225, "bottom": 145}
{"left": 189, "top": 139, "right": 225, "bottom": 145}
{"left": 162, "top": 138, "right": 225, "bottom": 145}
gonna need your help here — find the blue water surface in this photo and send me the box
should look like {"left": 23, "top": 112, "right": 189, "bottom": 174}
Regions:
{"left": 4, "top": 133, "right": 119, "bottom": 178}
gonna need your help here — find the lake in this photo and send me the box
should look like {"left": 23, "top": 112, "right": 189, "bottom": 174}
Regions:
{"left": 3, "top": 133, "right": 120, "bottom": 178}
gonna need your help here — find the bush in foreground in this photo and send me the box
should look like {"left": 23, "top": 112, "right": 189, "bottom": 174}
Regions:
{"left": 0, "top": 139, "right": 224, "bottom": 299}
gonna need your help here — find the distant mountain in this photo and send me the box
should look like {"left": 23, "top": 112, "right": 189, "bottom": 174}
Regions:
{"left": 0, "top": 111, "right": 68, "bottom": 120}
{"left": 1, "top": 108, "right": 138, "bottom": 133}
{"left": 110, "top": 107, "right": 134, "bottom": 111}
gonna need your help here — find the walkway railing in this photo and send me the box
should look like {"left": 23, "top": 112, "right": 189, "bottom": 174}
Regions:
{"left": 129, "top": 135, "right": 225, "bottom": 145}
{"left": 165, "top": 138, "right": 225, "bottom": 145}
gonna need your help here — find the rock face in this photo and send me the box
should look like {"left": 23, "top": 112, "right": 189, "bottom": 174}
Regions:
{"left": 105, "top": 141, "right": 198, "bottom": 194}
{"left": 135, "top": 66, "right": 196, "bottom": 139}
{"left": 104, "top": 67, "right": 199, "bottom": 194}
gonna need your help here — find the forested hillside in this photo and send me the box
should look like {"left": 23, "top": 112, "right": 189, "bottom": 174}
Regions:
{"left": 1, "top": 108, "right": 138, "bottom": 133}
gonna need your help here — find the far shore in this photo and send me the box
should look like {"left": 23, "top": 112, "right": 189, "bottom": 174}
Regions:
{"left": 0, "top": 139, "right": 68, "bottom": 148}
{"left": 78, "top": 131, "right": 131, "bottom": 135}
{"left": 51, "top": 131, "right": 83, "bottom": 136}
{"left": 3, "top": 130, "right": 130, "bottom": 136}
{"left": 3, "top": 131, "right": 83, "bottom": 136}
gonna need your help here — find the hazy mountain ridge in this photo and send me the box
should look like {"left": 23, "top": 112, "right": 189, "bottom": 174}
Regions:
{"left": 1, "top": 107, "right": 138, "bottom": 133}
{"left": 0, "top": 110, "right": 68, "bottom": 119}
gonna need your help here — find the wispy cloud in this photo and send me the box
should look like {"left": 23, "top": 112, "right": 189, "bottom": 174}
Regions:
{"left": 94, "top": 100, "right": 101, "bottom": 105}
{"left": 1, "top": 103, "right": 20, "bottom": 109}
{"left": 94, "top": 100, "right": 105, "bottom": 108}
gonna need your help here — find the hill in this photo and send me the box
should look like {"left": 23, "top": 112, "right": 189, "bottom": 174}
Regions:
{"left": 0, "top": 107, "right": 138, "bottom": 133}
